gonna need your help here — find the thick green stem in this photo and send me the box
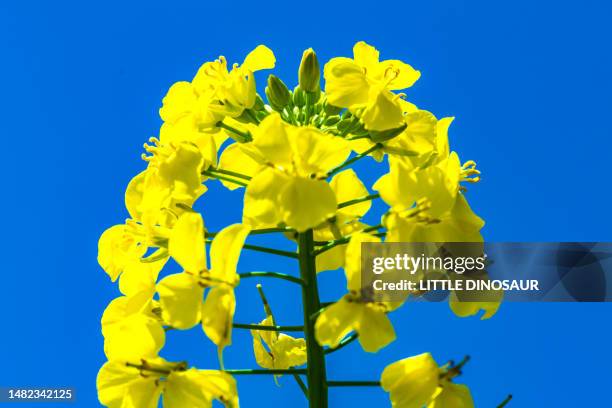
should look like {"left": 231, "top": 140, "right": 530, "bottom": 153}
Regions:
{"left": 298, "top": 230, "right": 327, "bottom": 408}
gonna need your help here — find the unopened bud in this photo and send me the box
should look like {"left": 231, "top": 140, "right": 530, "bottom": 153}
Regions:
{"left": 298, "top": 48, "right": 320, "bottom": 93}
{"left": 265, "top": 75, "right": 291, "bottom": 111}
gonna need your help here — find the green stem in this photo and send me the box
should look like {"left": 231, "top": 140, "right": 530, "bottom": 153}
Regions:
{"left": 206, "top": 240, "right": 298, "bottom": 258}
{"left": 243, "top": 244, "right": 298, "bottom": 259}
{"left": 224, "top": 369, "right": 306, "bottom": 375}
{"left": 327, "top": 381, "right": 380, "bottom": 387}
{"left": 232, "top": 323, "right": 304, "bottom": 332}
{"left": 313, "top": 224, "right": 383, "bottom": 256}
{"left": 324, "top": 333, "right": 358, "bottom": 354}
{"left": 298, "top": 230, "right": 327, "bottom": 408}
{"left": 207, "top": 167, "right": 252, "bottom": 181}
{"left": 239, "top": 271, "right": 304, "bottom": 286}
{"left": 216, "top": 121, "right": 252, "bottom": 142}
{"left": 293, "top": 374, "right": 309, "bottom": 398}
{"left": 207, "top": 227, "right": 294, "bottom": 238}
{"left": 497, "top": 395, "right": 513, "bottom": 408}
{"left": 202, "top": 170, "right": 248, "bottom": 187}
{"left": 244, "top": 109, "right": 261, "bottom": 124}
{"left": 337, "top": 193, "right": 380, "bottom": 209}
{"left": 327, "top": 143, "right": 381, "bottom": 177}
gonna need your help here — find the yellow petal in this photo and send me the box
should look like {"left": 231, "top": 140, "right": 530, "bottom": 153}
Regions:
{"left": 252, "top": 330, "right": 275, "bottom": 369}
{"left": 324, "top": 57, "right": 370, "bottom": 107}
{"left": 97, "top": 361, "right": 162, "bottom": 408}
{"left": 103, "top": 314, "right": 165, "bottom": 361}
{"left": 353, "top": 41, "right": 380, "bottom": 69}
{"left": 360, "top": 88, "right": 404, "bottom": 131}
{"left": 218, "top": 143, "right": 261, "bottom": 190}
{"left": 160, "top": 119, "right": 219, "bottom": 168}
{"left": 345, "top": 232, "right": 381, "bottom": 292}
{"left": 449, "top": 284, "right": 502, "bottom": 320}
{"left": 163, "top": 369, "right": 214, "bottom": 408}
{"left": 201, "top": 286, "right": 236, "bottom": 351}
{"left": 159, "top": 81, "right": 197, "bottom": 124}
{"left": 330, "top": 169, "right": 371, "bottom": 221}
{"left": 157, "top": 272, "right": 204, "bottom": 329}
{"left": 242, "top": 44, "right": 276, "bottom": 72}
{"left": 428, "top": 383, "right": 474, "bottom": 408}
{"left": 436, "top": 117, "right": 454, "bottom": 161}
{"left": 125, "top": 171, "right": 147, "bottom": 220}
{"left": 316, "top": 244, "right": 346, "bottom": 273}
{"left": 119, "top": 257, "right": 167, "bottom": 297}
{"left": 167, "top": 369, "right": 238, "bottom": 408}
{"left": 376, "top": 59, "right": 421, "bottom": 90}
{"left": 272, "top": 334, "right": 307, "bottom": 369}
{"left": 291, "top": 127, "right": 351, "bottom": 176}
{"left": 356, "top": 305, "right": 396, "bottom": 352}
{"left": 251, "top": 113, "right": 293, "bottom": 168}
{"left": 381, "top": 353, "right": 439, "bottom": 408}
{"left": 169, "top": 212, "right": 206, "bottom": 273}
{"left": 210, "top": 223, "right": 250, "bottom": 283}
{"left": 243, "top": 168, "right": 288, "bottom": 228}
{"left": 388, "top": 110, "right": 438, "bottom": 158}
{"left": 314, "top": 298, "right": 361, "bottom": 348}
{"left": 98, "top": 225, "right": 146, "bottom": 282}
{"left": 253, "top": 316, "right": 277, "bottom": 349}
{"left": 280, "top": 177, "right": 337, "bottom": 232}
{"left": 156, "top": 142, "right": 206, "bottom": 203}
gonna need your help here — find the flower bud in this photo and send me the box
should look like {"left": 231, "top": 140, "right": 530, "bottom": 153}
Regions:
{"left": 298, "top": 48, "right": 320, "bottom": 93}
{"left": 265, "top": 75, "right": 291, "bottom": 111}
{"left": 293, "top": 86, "right": 306, "bottom": 107}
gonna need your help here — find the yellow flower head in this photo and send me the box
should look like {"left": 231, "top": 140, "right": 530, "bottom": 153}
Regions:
{"left": 97, "top": 357, "right": 238, "bottom": 408}
{"left": 324, "top": 41, "right": 420, "bottom": 131}
{"left": 381, "top": 353, "right": 474, "bottom": 408}
{"left": 315, "top": 233, "right": 401, "bottom": 353}
{"left": 220, "top": 113, "right": 351, "bottom": 232}
{"left": 157, "top": 213, "right": 250, "bottom": 360}
{"left": 251, "top": 316, "right": 307, "bottom": 370}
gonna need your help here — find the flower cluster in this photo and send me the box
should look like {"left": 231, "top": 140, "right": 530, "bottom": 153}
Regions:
{"left": 97, "top": 42, "right": 501, "bottom": 407}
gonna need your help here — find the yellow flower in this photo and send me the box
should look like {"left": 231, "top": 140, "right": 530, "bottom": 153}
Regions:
{"left": 374, "top": 150, "right": 462, "bottom": 218}
{"left": 218, "top": 113, "right": 351, "bottom": 232}
{"left": 381, "top": 353, "right": 474, "bottom": 408}
{"left": 98, "top": 140, "right": 207, "bottom": 284}
{"left": 351, "top": 108, "right": 439, "bottom": 165}
{"left": 158, "top": 45, "right": 274, "bottom": 166}
{"left": 97, "top": 357, "right": 238, "bottom": 408}
{"left": 251, "top": 316, "right": 307, "bottom": 370}
{"left": 98, "top": 224, "right": 147, "bottom": 282}
{"left": 192, "top": 45, "right": 275, "bottom": 118}
{"left": 325, "top": 41, "right": 420, "bottom": 108}
{"left": 156, "top": 213, "right": 250, "bottom": 359}
{"left": 383, "top": 194, "right": 484, "bottom": 243}
{"left": 140, "top": 141, "right": 207, "bottom": 226}
{"left": 324, "top": 41, "right": 420, "bottom": 131}
{"left": 315, "top": 233, "right": 399, "bottom": 352}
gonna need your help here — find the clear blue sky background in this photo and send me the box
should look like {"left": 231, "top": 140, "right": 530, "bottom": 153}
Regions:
{"left": 1, "top": 0, "right": 611, "bottom": 406}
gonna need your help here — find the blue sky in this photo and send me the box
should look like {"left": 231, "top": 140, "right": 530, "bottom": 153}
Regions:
{"left": 1, "top": 0, "right": 611, "bottom": 406}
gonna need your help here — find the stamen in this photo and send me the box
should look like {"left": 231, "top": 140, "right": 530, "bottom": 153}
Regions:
{"left": 461, "top": 160, "right": 481, "bottom": 183}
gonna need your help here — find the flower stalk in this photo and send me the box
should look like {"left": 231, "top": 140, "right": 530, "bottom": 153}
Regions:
{"left": 298, "top": 230, "right": 328, "bottom": 408}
